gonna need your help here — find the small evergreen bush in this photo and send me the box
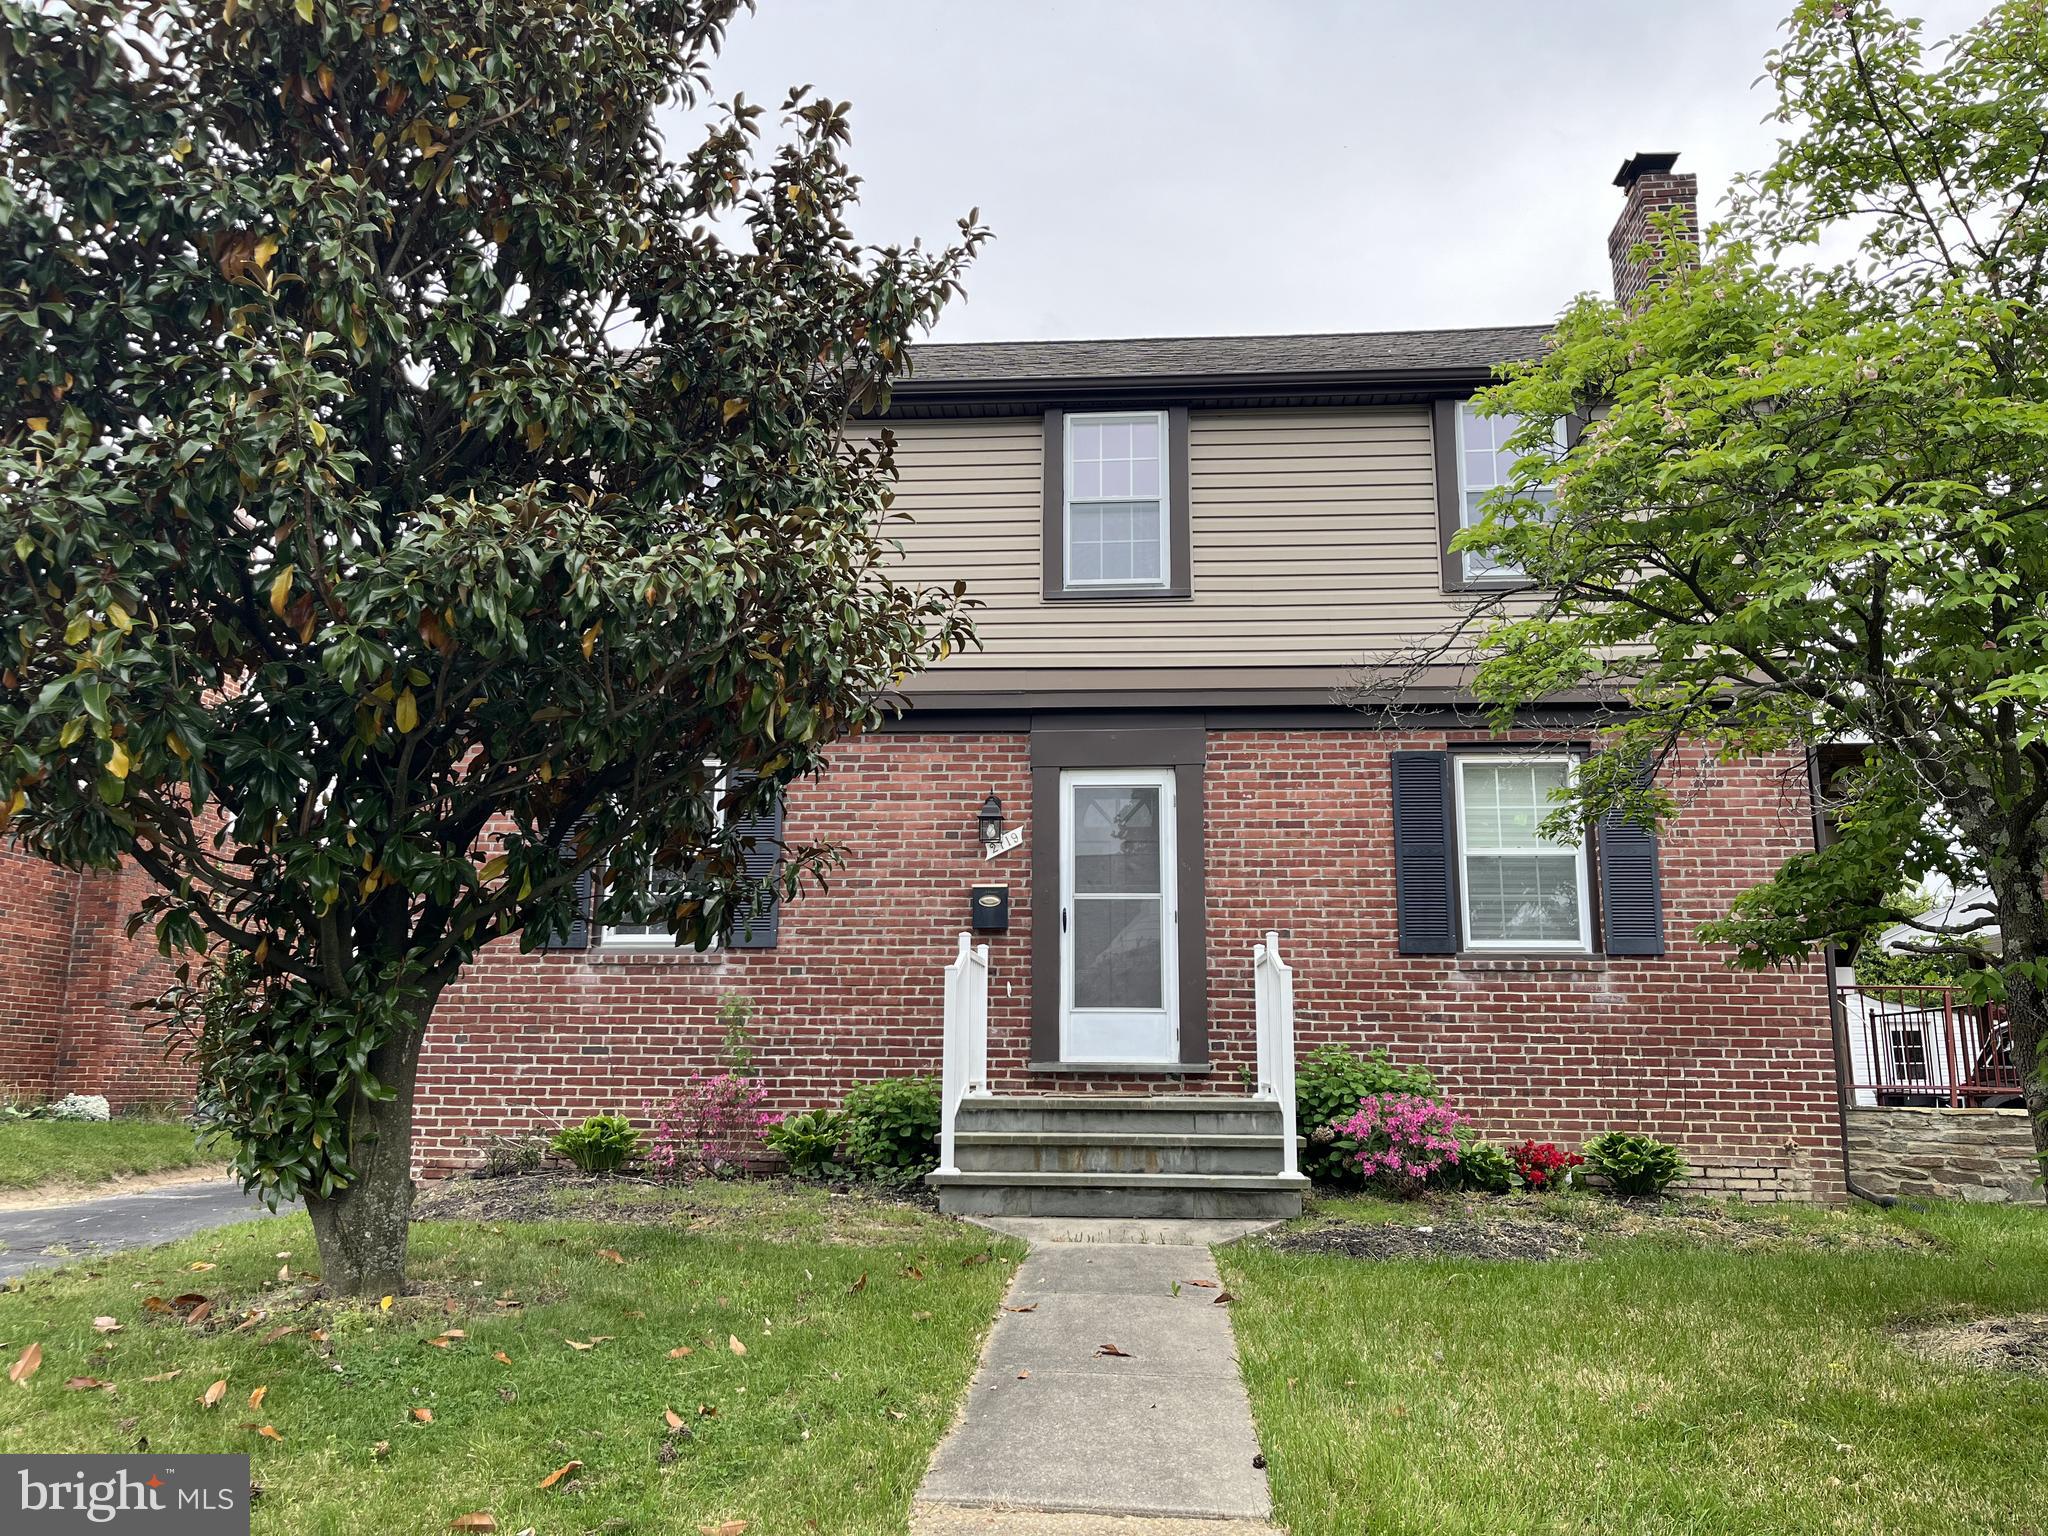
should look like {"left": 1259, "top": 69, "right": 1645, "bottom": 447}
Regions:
{"left": 1296, "top": 1044, "right": 1438, "bottom": 1186}
{"left": 842, "top": 1076, "right": 942, "bottom": 1175}
{"left": 1583, "top": 1131, "right": 1689, "bottom": 1198}
{"left": 550, "top": 1113, "right": 641, "bottom": 1174}
{"left": 768, "top": 1108, "right": 851, "bottom": 1179}
{"left": 1458, "top": 1141, "right": 1515, "bottom": 1194}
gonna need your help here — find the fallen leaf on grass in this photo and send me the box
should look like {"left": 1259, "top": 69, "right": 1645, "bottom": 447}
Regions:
{"left": 901, "top": 1265, "right": 923, "bottom": 1280}
{"left": 536, "top": 1460, "right": 581, "bottom": 1491}
{"left": 372, "top": 1441, "right": 390, "bottom": 1458}
{"left": 140, "top": 1369, "right": 182, "bottom": 1384}
{"left": 142, "top": 1297, "right": 174, "bottom": 1315}
{"left": 664, "top": 1408, "right": 684, "bottom": 1430}
{"left": 697, "top": 1403, "right": 718, "bottom": 1418}
{"left": 666, "top": 1346, "right": 694, "bottom": 1359}
{"left": 493, "top": 1351, "right": 512, "bottom": 1366}
{"left": 449, "top": 1515, "right": 495, "bottom": 1532}
{"left": 423, "top": 1337, "right": 453, "bottom": 1350}
{"left": 698, "top": 1522, "right": 748, "bottom": 1536}
{"left": 184, "top": 1302, "right": 214, "bottom": 1326}
{"left": 171, "top": 1293, "right": 208, "bottom": 1309}
{"left": 9, "top": 1344, "right": 41, "bottom": 1386}
{"left": 847, "top": 1273, "right": 867, "bottom": 1295}
{"left": 260, "top": 1326, "right": 296, "bottom": 1345}
{"left": 255, "top": 1425, "right": 283, "bottom": 1442}
{"left": 248, "top": 1386, "right": 268, "bottom": 1409}
{"left": 596, "top": 1248, "right": 624, "bottom": 1265}
{"left": 1095, "top": 1344, "right": 1133, "bottom": 1358}
{"left": 308, "top": 1329, "right": 330, "bottom": 1344}
{"left": 188, "top": 1262, "right": 216, "bottom": 1273}
{"left": 379, "top": 1296, "right": 394, "bottom": 1312}
{"left": 727, "top": 1335, "right": 745, "bottom": 1357}
{"left": 201, "top": 1380, "right": 227, "bottom": 1408}
{"left": 64, "top": 1377, "right": 109, "bottom": 1391}
{"left": 1212, "top": 1291, "right": 1235, "bottom": 1306}
{"left": 92, "top": 1316, "right": 122, "bottom": 1334}
{"left": 961, "top": 1252, "right": 991, "bottom": 1268}
{"left": 411, "top": 1407, "right": 433, "bottom": 1424}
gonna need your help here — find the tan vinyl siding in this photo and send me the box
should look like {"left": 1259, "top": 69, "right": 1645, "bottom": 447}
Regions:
{"left": 879, "top": 407, "right": 1473, "bottom": 677}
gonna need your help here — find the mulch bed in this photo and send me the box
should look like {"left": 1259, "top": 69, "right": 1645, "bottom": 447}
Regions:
{"left": 1265, "top": 1217, "right": 1586, "bottom": 1263}
{"left": 412, "top": 1169, "right": 938, "bottom": 1226}
{"left": 1897, "top": 1313, "right": 2048, "bottom": 1376}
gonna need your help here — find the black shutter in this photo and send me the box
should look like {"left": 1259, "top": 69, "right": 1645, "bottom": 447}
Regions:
{"left": 1599, "top": 810, "right": 1665, "bottom": 955}
{"left": 725, "top": 773, "right": 784, "bottom": 950}
{"left": 1392, "top": 751, "right": 1458, "bottom": 954}
{"left": 542, "top": 817, "right": 592, "bottom": 951}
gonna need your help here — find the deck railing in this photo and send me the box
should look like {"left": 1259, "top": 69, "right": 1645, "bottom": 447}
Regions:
{"left": 936, "top": 931, "right": 990, "bottom": 1177}
{"left": 1254, "top": 931, "right": 1299, "bottom": 1177}
{"left": 1838, "top": 982, "right": 2018, "bottom": 1108}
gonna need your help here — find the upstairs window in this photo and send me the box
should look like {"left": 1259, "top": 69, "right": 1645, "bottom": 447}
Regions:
{"left": 1043, "top": 408, "right": 1191, "bottom": 599}
{"left": 1435, "top": 399, "right": 1561, "bottom": 590}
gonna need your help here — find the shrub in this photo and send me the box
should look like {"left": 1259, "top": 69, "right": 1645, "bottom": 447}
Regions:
{"left": 1296, "top": 1044, "right": 1438, "bottom": 1186}
{"left": 842, "top": 1076, "right": 942, "bottom": 1175}
{"left": 550, "top": 1114, "right": 641, "bottom": 1174}
{"left": 1331, "top": 1092, "right": 1469, "bottom": 1196}
{"left": 767, "top": 1108, "right": 850, "bottom": 1180}
{"left": 1458, "top": 1140, "right": 1515, "bottom": 1194}
{"left": 479, "top": 1133, "right": 547, "bottom": 1178}
{"left": 1583, "top": 1131, "right": 1689, "bottom": 1198}
{"left": 1508, "top": 1139, "right": 1583, "bottom": 1192}
{"left": 645, "top": 1074, "right": 782, "bottom": 1178}
{"left": 45, "top": 1093, "right": 113, "bottom": 1122}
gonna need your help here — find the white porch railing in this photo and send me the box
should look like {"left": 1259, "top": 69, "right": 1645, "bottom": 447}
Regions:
{"left": 1253, "top": 930, "right": 1299, "bottom": 1178}
{"left": 937, "top": 930, "right": 990, "bottom": 1177}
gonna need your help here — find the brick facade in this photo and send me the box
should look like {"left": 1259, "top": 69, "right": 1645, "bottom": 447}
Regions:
{"left": 1609, "top": 158, "right": 1700, "bottom": 311}
{"left": 1, "top": 726, "right": 1844, "bottom": 1199}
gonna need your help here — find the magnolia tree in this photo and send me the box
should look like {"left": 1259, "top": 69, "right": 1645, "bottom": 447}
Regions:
{"left": 0, "top": 0, "right": 983, "bottom": 1290}
{"left": 1368, "top": 0, "right": 2048, "bottom": 1180}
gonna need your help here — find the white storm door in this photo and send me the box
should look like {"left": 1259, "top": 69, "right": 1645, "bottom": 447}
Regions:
{"left": 1060, "top": 769, "right": 1178, "bottom": 1063}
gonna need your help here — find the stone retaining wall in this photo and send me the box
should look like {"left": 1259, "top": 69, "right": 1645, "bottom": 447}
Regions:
{"left": 1844, "top": 1106, "right": 2042, "bottom": 1203}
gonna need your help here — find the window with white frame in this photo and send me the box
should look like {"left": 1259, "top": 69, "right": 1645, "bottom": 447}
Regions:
{"left": 1065, "top": 410, "right": 1168, "bottom": 588}
{"left": 601, "top": 766, "right": 724, "bottom": 949}
{"left": 1456, "top": 400, "right": 1558, "bottom": 584}
{"left": 1454, "top": 755, "right": 1591, "bottom": 951}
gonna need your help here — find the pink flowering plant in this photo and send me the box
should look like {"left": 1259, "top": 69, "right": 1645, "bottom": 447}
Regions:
{"left": 1332, "top": 1092, "right": 1470, "bottom": 1196}
{"left": 645, "top": 1074, "right": 783, "bottom": 1179}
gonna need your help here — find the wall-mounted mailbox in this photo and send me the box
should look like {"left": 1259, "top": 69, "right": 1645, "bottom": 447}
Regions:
{"left": 970, "top": 884, "right": 1009, "bottom": 933}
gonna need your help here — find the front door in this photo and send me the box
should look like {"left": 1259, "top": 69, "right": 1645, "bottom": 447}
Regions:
{"left": 1060, "top": 768, "right": 1178, "bottom": 1063}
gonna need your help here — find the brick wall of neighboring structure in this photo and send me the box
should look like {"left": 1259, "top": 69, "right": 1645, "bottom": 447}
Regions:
{"left": 4, "top": 726, "right": 1844, "bottom": 1200}
{"left": 1609, "top": 163, "right": 1700, "bottom": 311}
{"left": 0, "top": 841, "right": 80, "bottom": 1101}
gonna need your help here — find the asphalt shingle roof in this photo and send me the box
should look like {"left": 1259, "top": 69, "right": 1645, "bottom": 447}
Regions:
{"left": 902, "top": 325, "right": 1552, "bottom": 385}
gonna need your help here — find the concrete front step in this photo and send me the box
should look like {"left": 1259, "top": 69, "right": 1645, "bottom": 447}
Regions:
{"left": 956, "top": 1132, "right": 1287, "bottom": 1176}
{"left": 929, "top": 1170, "right": 1307, "bottom": 1220}
{"left": 934, "top": 1095, "right": 1304, "bottom": 1219}
{"left": 955, "top": 1095, "right": 1282, "bottom": 1138}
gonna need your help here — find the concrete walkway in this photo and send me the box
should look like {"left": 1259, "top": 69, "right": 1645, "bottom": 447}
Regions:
{"left": 913, "top": 1226, "right": 1281, "bottom": 1534}
{"left": 0, "top": 1178, "right": 282, "bottom": 1280}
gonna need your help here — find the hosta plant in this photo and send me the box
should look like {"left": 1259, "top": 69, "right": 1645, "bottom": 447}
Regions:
{"left": 550, "top": 1114, "right": 640, "bottom": 1175}
{"left": 1583, "top": 1131, "right": 1689, "bottom": 1199}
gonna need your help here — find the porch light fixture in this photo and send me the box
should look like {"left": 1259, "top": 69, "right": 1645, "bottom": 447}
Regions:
{"left": 977, "top": 792, "right": 1005, "bottom": 850}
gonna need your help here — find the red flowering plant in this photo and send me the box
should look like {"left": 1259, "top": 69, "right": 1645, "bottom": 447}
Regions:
{"left": 1331, "top": 1092, "right": 1470, "bottom": 1196}
{"left": 1508, "top": 1139, "right": 1584, "bottom": 1192}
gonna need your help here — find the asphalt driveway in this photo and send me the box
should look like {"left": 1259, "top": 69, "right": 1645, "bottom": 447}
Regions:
{"left": 0, "top": 1180, "right": 283, "bottom": 1279}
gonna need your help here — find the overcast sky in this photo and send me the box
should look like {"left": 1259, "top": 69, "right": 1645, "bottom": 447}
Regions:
{"left": 681, "top": 0, "right": 1990, "bottom": 342}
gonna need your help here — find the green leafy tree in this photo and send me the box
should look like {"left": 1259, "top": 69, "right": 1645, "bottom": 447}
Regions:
{"left": 1372, "top": 0, "right": 2048, "bottom": 1183}
{"left": 0, "top": 0, "right": 983, "bottom": 1290}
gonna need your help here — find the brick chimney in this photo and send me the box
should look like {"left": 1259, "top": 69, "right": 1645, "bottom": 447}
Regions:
{"left": 1608, "top": 151, "right": 1699, "bottom": 309}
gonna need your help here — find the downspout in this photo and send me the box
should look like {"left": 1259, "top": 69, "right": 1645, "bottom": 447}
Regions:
{"left": 1807, "top": 747, "right": 1898, "bottom": 1208}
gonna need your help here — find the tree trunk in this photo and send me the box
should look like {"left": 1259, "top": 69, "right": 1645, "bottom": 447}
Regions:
{"left": 1987, "top": 861, "right": 2048, "bottom": 1203}
{"left": 304, "top": 1003, "right": 434, "bottom": 1295}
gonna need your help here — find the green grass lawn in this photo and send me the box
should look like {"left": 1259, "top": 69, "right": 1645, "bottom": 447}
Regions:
{"left": 0, "top": 1181, "right": 1021, "bottom": 1534}
{"left": 0, "top": 1118, "right": 217, "bottom": 1193}
{"left": 1220, "top": 1193, "right": 2048, "bottom": 1536}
